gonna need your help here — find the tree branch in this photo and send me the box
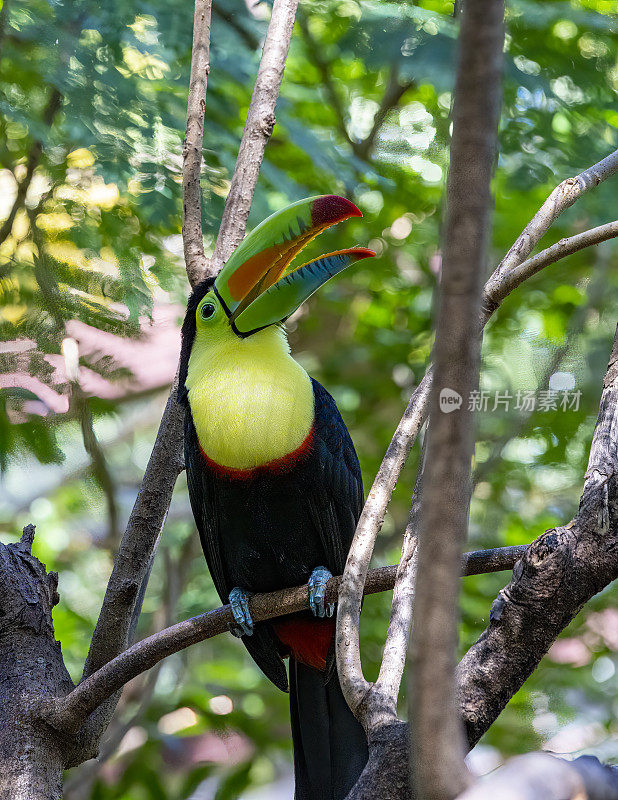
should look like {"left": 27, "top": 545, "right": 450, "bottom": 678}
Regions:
{"left": 482, "top": 148, "right": 618, "bottom": 319}
{"left": 409, "top": 2, "right": 504, "bottom": 797}
{"left": 481, "top": 219, "right": 618, "bottom": 321}
{"left": 337, "top": 150, "right": 618, "bottom": 732}
{"left": 356, "top": 65, "right": 415, "bottom": 160}
{"left": 210, "top": 0, "right": 299, "bottom": 274}
{"left": 182, "top": 0, "right": 213, "bottom": 287}
{"left": 41, "top": 545, "right": 526, "bottom": 734}
{"left": 0, "top": 87, "right": 62, "bottom": 247}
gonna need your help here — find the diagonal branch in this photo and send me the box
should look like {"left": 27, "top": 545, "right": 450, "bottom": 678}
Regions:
{"left": 482, "top": 148, "right": 618, "bottom": 318}
{"left": 336, "top": 150, "right": 618, "bottom": 731}
{"left": 210, "top": 0, "right": 300, "bottom": 273}
{"left": 182, "top": 0, "right": 213, "bottom": 287}
{"left": 41, "top": 545, "right": 526, "bottom": 734}
{"left": 355, "top": 65, "right": 415, "bottom": 160}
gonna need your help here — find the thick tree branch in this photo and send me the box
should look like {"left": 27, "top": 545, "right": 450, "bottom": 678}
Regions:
{"left": 210, "top": 0, "right": 299, "bottom": 273}
{"left": 182, "top": 0, "right": 213, "bottom": 287}
{"left": 41, "top": 545, "right": 526, "bottom": 734}
{"left": 409, "top": 2, "right": 504, "bottom": 798}
{"left": 456, "top": 754, "right": 618, "bottom": 800}
{"left": 457, "top": 327, "right": 618, "bottom": 747}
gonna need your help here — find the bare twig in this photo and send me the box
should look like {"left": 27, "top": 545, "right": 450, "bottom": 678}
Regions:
{"left": 81, "top": 393, "right": 184, "bottom": 679}
{"left": 297, "top": 13, "right": 354, "bottom": 147}
{"left": 210, "top": 0, "right": 299, "bottom": 273}
{"left": 337, "top": 373, "right": 432, "bottom": 719}
{"left": 409, "top": 2, "right": 504, "bottom": 797}
{"left": 456, "top": 753, "right": 618, "bottom": 800}
{"left": 182, "top": 0, "right": 213, "bottom": 287}
{"left": 0, "top": 87, "right": 62, "bottom": 246}
{"left": 482, "top": 148, "right": 618, "bottom": 319}
{"left": 42, "top": 545, "right": 526, "bottom": 734}
{"left": 356, "top": 65, "right": 415, "bottom": 160}
{"left": 481, "top": 219, "right": 618, "bottom": 322}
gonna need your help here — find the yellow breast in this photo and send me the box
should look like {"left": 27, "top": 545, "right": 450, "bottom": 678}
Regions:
{"left": 185, "top": 325, "right": 314, "bottom": 470}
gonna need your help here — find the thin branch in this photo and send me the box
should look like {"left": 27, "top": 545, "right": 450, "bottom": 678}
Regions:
{"left": 296, "top": 13, "right": 354, "bottom": 147}
{"left": 0, "top": 87, "right": 62, "bottom": 246}
{"left": 371, "top": 441, "right": 425, "bottom": 722}
{"left": 482, "top": 149, "right": 618, "bottom": 319}
{"left": 456, "top": 753, "right": 618, "bottom": 800}
{"left": 409, "top": 2, "right": 504, "bottom": 797}
{"left": 481, "top": 219, "right": 618, "bottom": 321}
{"left": 41, "top": 545, "right": 526, "bottom": 734}
{"left": 356, "top": 65, "right": 415, "bottom": 160}
{"left": 212, "top": 4, "right": 260, "bottom": 51}
{"left": 182, "top": 0, "right": 213, "bottom": 287}
{"left": 337, "top": 373, "right": 432, "bottom": 719}
{"left": 210, "top": 0, "right": 299, "bottom": 273}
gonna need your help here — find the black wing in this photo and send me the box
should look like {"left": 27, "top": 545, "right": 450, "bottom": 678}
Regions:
{"left": 184, "top": 411, "right": 289, "bottom": 691}
{"left": 308, "top": 379, "right": 364, "bottom": 577}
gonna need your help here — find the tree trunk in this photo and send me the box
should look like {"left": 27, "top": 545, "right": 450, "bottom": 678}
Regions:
{"left": 0, "top": 527, "right": 75, "bottom": 800}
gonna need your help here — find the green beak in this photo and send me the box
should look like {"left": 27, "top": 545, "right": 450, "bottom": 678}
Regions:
{"left": 213, "top": 196, "right": 375, "bottom": 337}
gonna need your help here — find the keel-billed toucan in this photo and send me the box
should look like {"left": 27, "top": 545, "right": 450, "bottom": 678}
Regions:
{"left": 179, "top": 195, "right": 375, "bottom": 799}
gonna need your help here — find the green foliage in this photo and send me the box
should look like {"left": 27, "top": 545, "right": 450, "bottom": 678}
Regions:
{"left": 2, "top": 0, "right": 618, "bottom": 796}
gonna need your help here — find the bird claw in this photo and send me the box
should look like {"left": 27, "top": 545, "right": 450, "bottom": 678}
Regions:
{"left": 308, "top": 566, "right": 333, "bottom": 618}
{"left": 229, "top": 587, "right": 253, "bottom": 636}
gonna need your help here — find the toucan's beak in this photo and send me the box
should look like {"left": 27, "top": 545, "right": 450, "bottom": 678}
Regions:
{"left": 213, "top": 195, "right": 375, "bottom": 337}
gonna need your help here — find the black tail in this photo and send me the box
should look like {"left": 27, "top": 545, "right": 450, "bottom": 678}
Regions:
{"left": 289, "top": 658, "right": 368, "bottom": 800}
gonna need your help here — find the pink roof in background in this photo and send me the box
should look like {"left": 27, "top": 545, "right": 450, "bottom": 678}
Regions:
{"left": 1, "top": 303, "right": 182, "bottom": 414}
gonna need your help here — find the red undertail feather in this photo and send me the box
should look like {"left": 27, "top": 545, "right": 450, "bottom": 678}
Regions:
{"left": 273, "top": 617, "right": 336, "bottom": 671}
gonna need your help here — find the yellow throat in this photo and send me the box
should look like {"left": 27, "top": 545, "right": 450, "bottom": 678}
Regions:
{"left": 186, "top": 324, "right": 314, "bottom": 470}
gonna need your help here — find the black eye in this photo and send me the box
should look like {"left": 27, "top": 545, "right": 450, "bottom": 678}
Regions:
{"left": 200, "top": 302, "right": 216, "bottom": 320}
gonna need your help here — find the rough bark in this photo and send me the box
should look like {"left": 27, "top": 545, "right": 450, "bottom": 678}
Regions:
{"left": 0, "top": 527, "right": 73, "bottom": 800}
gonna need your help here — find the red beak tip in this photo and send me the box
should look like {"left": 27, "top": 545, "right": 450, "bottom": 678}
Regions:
{"left": 312, "top": 195, "right": 363, "bottom": 226}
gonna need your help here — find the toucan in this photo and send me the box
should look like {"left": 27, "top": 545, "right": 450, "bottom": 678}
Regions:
{"left": 179, "top": 195, "right": 375, "bottom": 799}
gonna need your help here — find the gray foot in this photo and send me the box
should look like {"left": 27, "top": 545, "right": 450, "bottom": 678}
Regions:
{"left": 228, "top": 587, "right": 253, "bottom": 637}
{"left": 308, "top": 566, "right": 335, "bottom": 618}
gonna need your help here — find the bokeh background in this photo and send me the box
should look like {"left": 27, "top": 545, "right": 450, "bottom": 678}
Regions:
{"left": 1, "top": 0, "right": 618, "bottom": 796}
